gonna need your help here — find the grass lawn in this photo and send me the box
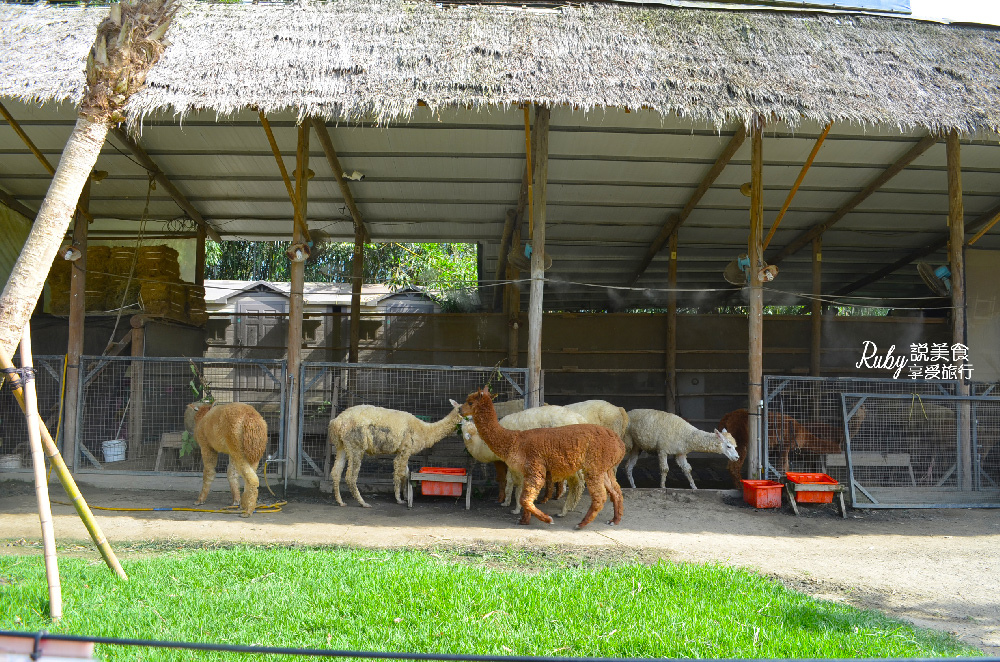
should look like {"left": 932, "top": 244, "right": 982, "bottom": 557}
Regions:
{"left": 0, "top": 543, "right": 979, "bottom": 661}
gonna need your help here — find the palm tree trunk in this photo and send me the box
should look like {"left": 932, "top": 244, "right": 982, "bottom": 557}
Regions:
{"left": 0, "top": 118, "right": 109, "bottom": 360}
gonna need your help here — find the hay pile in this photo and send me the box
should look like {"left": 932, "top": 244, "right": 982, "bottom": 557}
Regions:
{"left": 46, "top": 244, "right": 207, "bottom": 326}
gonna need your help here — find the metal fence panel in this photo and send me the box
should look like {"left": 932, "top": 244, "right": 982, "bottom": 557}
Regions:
{"left": 841, "top": 393, "right": 1000, "bottom": 508}
{"left": 298, "top": 362, "right": 529, "bottom": 484}
{"left": 0, "top": 356, "right": 65, "bottom": 473}
{"left": 75, "top": 356, "right": 285, "bottom": 475}
{"left": 762, "top": 376, "right": 958, "bottom": 481}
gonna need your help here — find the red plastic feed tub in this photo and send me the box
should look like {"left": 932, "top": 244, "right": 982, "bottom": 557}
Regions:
{"left": 741, "top": 479, "right": 783, "bottom": 508}
{"left": 417, "top": 467, "right": 467, "bottom": 496}
{"left": 784, "top": 472, "right": 839, "bottom": 503}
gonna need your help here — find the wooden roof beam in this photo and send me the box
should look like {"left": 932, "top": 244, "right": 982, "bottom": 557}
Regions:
{"left": 0, "top": 187, "right": 38, "bottom": 222}
{"left": 627, "top": 124, "right": 746, "bottom": 287}
{"left": 832, "top": 198, "right": 1000, "bottom": 297}
{"left": 768, "top": 133, "right": 939, "bottom": 266}
{"left": 109, "top": 127, "right": 222, "bottom": 242}
{"left": 310, "top": 117, "right": 370, "bottom": 243}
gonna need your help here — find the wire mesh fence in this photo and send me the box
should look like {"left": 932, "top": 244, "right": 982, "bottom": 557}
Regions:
{"left": 762, "top": 376, "right": 959, "bottom": 481}
{"left": 0, "top": 356, "right": 65, "bottom": 474}
{"left": 75, "top": 356, "right": 285, "bottom": 475}
{"left": 298, "top": 363, "right": 528, "bottom": 486}
{"left": 840, "top": 392, "right": 1000, "bottom": 508}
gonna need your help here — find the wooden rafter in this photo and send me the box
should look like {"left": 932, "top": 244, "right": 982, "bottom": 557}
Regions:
{"left": 627, "top": 124, "right": 746, "bottom": 287}
{"left": 258, "top": 111, "right": 310, "bottom": 244}
{"left": 831, "top": 198, "right": 1000, "bottom": 297}
{"left": 491, "top": 165, "right": 530, "bottom": 312}
{"left": 109, "top": 127, "right": 222, "bottom": 242}
{"left": 768, "top": 133, "right": 939, "bottom": 266}
{"left": 0, "top": 187, "right": 37, "bottom": 221}
{"left": 310, "top": 117, "right": 370, "bottom": 243}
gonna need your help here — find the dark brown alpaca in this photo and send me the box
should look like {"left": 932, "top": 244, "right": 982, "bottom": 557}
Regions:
{"left": 719, "top": 408, "right": 843, "bottom": 488}
{"left": 460, "top": 387, "right": 625, "bottom": 529}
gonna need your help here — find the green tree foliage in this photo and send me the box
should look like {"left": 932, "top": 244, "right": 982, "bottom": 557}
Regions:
{"left": 205, "top": 240, "right": 479, "bottom": 307}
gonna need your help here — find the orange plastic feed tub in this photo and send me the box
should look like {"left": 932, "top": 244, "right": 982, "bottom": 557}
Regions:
{"left": 418, "top": 467, "right": 467, "bottom": 497}
{"left": 784, "top": 472, "right": 839, "bottom": 503}
{"left": 741, "top": 479, "right": 783, "bottom": 508}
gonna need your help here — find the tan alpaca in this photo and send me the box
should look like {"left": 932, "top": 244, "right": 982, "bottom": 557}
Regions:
{"left": 460, "top": 387, "right": 625, "bottom": 529}
{"left": 184, "top": 401, "right": 268, "bottom": 518}
{"left": 329, "top": 400, "right": 463, "bottom": 508}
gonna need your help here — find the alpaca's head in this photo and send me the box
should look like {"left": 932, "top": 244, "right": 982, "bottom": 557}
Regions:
{"left": 714, "top": 428, "right": 740, "bottom": 461}
{"left": 184, "top": 399, "right": 213, "bottom": 433}
{"left": 459, "top": 386, "right": 494, "bottom": 418}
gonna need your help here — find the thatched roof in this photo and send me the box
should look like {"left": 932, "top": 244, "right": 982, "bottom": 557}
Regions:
{"left": 2, "top": 0, "right": 1000, "bottom": 132}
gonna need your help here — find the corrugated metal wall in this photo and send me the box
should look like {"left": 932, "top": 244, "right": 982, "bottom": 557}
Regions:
{"left": 0, "top": 204, "right": 31, "bottom": 286}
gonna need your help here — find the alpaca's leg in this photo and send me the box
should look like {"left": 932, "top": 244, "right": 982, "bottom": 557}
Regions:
{"left": 603, "top": 469, "right": 624, "bottom": 526}
{"left": 577, "top": 471, "right": 609, "bottom": 529}
{"left": 225, "top": 459, "right": 241, "bottom": 507}
{"left": 502, "top": 470, "right": 515, "bottom": 507}
{"left": 196, "top": 447, "right": 218, "bottom": 505}
{"left": 518, "top": 466, "right": 552, "bottom": 525}
{"left": 728, "top": 454, "right": 744, "bottom": 490}
{"left": 331, "top": 447, "right": 348, "bottom": 507}
{"left": 494, "top": 461, "right": 508, "bottom": 503}
{"left": 658, "top": 451, "right": 671, "bottom": 489}
{"left": 625, "top": 448, "right": 641, "bottom": 488}
{"left": 235, "top": 459, "right": 260, "bottom": 518}
{"left": 558, "top": 473, "right": 584, "bottom": 517}
{"left": 539, "top": 472, "right": 552, "bottom": 504}
{"left": 677, "top": 453, "right": 697, "bottom": 490}
{"left": 346, "top": 449, "right": 370, "bottom": 508}
{"left": 510, "top": 472, "right": 524, "bottom": 514}
{"left": 392, "top": 453, "right": 410, "bottom": 505}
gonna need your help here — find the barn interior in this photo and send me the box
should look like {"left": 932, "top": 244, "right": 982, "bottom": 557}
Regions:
{"left": 1, "top": 0, "right": 999, "bottom": 505}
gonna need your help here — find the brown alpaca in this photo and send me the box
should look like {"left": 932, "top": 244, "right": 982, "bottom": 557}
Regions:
{"left": 185, "top": 401, "right": 268, "bottom": 517}
{"left": 719, "top": 408, "right": 843, "bottom": 488}
{"left": 460, "top": 387, "right": 625, "bottom": 529}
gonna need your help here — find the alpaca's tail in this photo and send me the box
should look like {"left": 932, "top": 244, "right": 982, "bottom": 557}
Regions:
{"left": 241, "top": 412, "right": 268, "bottom": 465}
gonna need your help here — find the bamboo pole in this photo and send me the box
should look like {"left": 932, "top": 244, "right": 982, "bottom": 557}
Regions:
{"left": 195, "top": 224, "right": 206, "bottom": 287}
{"left": 747, "top": 117, "right": 765, "bottom": 480}
{"left": 349, "top": 227, "right": 365, "bottom": 364}
{"left": 947, "top": 130, "right": 971, "bottom": 491}
{"left": 0, "top": 353, "right": 127, "bottom": 580}
{"left": 63, "top": 181, "right": 90, "bottom": 463}
{"left": 20, "top": 326, "right": 62, "bottom": 620}
{"left": 762, "top": 122, "right": 832, "bottom": 250}
{"left": 286, "top": 121, "right": 309, "bottom": 478}
{"left": 310, "top": 118, "right": 370, "bottom": 242}
{"left": 666, "top": 230, "right": 678, "bottom": 413}
{"left": 506, "top": 223, "right": 521, "bottom": 368}
{"left": 810, "top": 237, "right": 822, "bottom": 377}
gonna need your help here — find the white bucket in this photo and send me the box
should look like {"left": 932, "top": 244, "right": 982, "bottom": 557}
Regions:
{"left": 102, "top": 439, "right": 126, "bottom": 463}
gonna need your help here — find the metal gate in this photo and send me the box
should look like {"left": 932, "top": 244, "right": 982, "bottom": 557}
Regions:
{"left": 297, "top": 362, "right": 529, "bottom": 484}
{"left": 75, "top": 356, "right": 286, "bottom": 475}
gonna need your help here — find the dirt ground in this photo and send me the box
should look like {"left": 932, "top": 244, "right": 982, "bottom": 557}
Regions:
{"left": 1, "top": 480, "right": 999, "bottom": 655}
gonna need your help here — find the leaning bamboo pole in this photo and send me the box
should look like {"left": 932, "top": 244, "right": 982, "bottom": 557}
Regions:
{"left": 0, "top": 352, "right": 128, "bottom": 580}
{"left": 19, "top": 326, "right": 62, "bottom": 619}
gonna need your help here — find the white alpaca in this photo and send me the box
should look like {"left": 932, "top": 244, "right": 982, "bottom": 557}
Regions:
{"left": 564, "top": 400, "right": 630, "bottom": 439}
{"left": 493, "top": 399, "right": 527, "bottom": 419}
{"left": 329, "top": 400, "right": 463, "bottom": 508}
{"left": 623, "top": 409, "right": 739, "bottom": 489}
{"left": 462, "top": 405, "right": 586, "bottom": 516}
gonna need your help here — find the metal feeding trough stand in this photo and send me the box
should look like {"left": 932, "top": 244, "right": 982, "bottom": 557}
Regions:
{"left": 406, "top": 467, "right": 472, "bottom": 510}
{"left": 784, "top": 472, "right": 847, "bottom": 518}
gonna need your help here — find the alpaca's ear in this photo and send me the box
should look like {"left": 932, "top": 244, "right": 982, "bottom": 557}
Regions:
{"left": 449, "top": 398, "right": 459, "bottom": 408}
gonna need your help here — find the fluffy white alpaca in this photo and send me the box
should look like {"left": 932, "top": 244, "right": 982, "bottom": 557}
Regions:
{"left": 462, "top": 405, "right": 587, "bottom": 516}
{"left": 564, "top": 400, "right": 630, "bottom": 439}
{"left": 329, "top": 400, "right": 463, "bottom": 507}
{"left": 623, "top": 409, "right": 739, "bottom": 489}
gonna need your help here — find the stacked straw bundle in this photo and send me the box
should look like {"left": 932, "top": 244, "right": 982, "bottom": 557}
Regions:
{"left": 46, "top": 244, "right": 207, "bottom": 326}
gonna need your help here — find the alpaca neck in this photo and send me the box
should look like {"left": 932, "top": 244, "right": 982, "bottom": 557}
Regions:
{"left": 412, "top": 409, "right": 461, "bottom": 452}
{"left": 470, "top": 399, "right": 516, "bottom": 458}
{"left": 687, "top": 429, "right": 719, "bottom": 453}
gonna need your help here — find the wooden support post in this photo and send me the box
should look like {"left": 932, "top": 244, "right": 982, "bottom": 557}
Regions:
{"left": 286, "top": 121, "right": 309, "bottom": 480}
{"left": 195, "top": 224, "right": 206, "bottom": 287}
{"left": 349, "top": 227, "right": 365, "bottom": 364}
{"left": 810, "top": 237, "right": 822, "bottom": 377}
{"left": 63, "top": 181, "right": 90, "bottom": 464}
{"left": 666, "top": 230, "right": 678, "bottom": 413}
{"left": 20, "top": 326, "right": 62, "bottom": 620}
{"left": 525, "top": 106, "right": 550, "bottom": 409}
{"left": 747, "top": 118, "right": 765, "bottom": 480}
{"left": 506, "top": 223, "right": 521, "bottom": 368}
{"left": 128, "top": 317, "right": 145, "bottom": 462}
{"left": 947, "top": 130, "right": 971, "bottom": 491}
